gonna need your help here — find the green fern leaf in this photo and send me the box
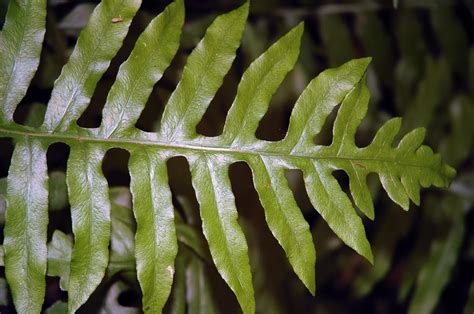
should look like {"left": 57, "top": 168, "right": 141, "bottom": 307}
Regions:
{"left": 0, "top": 0, "right": 46, "bottom": 123}
{"left": 0, "top": 0, "right": 455, "bottom": 313}
{"left": 4, "top": 137, "right": 48, "bottom": 313}
{"left": 66, "top": 144, "right": 111, "bottom": 313}
{"left": 42, "top": 0, "right": 141, "bottom": 133}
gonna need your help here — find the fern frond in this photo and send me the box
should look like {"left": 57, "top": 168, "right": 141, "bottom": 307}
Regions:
{"left": 0, "top": 0, "right": 455, "bottom": 313}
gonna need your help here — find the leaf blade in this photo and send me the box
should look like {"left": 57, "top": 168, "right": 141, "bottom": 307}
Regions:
{"left": 159, "top": 2, "right": 248, "bottom": 141}
{"left": 99, "top": 0, "right": 184, "bottom": 138}
{"left": 4, "top": 137, "right": 48, "bottom": 313}
{"left": 67, "top": 144, "right": 111, "bottom": 313}
{"left": 42, "top": 0, "right": 141, "bottom": 132}
{"left": 129, "top": 148, "right": 178, "bottom": 313}
{"left": 250, "top": 155, "right": 316, "bottom": 294}
{"left": 0, "top": 0, "right": 46, "bottom": 122}
{"left": 190, "top": 154, "right": 255, "bottom": 314}
{"left": 222, "top": 23, "right": 303, "bottom": 146}
{"left": 303, "top": 161, "right": 373, "bottom": 262}
{"left": 283, "top": 57, "right": 371, "bottom": 152}
{"left": 326, "top": 77, "right": 374, "bottom": 218}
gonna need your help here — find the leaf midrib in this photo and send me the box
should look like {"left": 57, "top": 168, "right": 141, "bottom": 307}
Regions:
{"left": 0, "top": 126, "right": 435, "bottom": 170}
{"left": 203, "top": 155, "right": 246, "bottom": 296}
{"left": 70, "top": 146, "right": 98, "bottom": 301}
{"left": 142, "top": 148, "right": 161, "bottom": 306}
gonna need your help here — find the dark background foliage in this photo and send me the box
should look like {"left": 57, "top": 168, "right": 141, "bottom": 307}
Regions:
{"left": 0, "top": 0, "right": 473, "bottom": 313}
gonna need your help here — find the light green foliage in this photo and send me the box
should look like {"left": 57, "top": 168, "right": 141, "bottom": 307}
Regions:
{"left": 0, "top": 0, "right": 455, "bottom": 313}
{"left": 130, "top": 148, "right": 179, "bottom": 312}
{"left": 0, "top": 0, "right": 46, "bottom": 122}
{"left": 101, "top": 0, "right": 184, "bottom": 138}
{"left": 4, "top": 137, "right": 49, "bottom": 313}
{"left": 42, "top": 0, "right": 141, "bottom": 133}
{"left": 66, "top": 144, "right": 111, "bottom": 313}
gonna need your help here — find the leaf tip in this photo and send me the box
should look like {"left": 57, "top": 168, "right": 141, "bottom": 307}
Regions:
{"left": 236, "top": 0, "right": 250, "bottom": 16}
{"left": 224, "top": 0, "right": 249, "bottom": 33}
{"left": 173, "top": 0, "right": 185, "bottom": 12}
{"left": 443, "top": 164, "right": 457, "bottom": 185}
{"left": 288, "top": 22, "right": 304, "bottom": 46}
{"left": 356, "top": 237, "right": 374, "bottom": 264}
{"left": 358, "top": 56, "right": 372, "bottom": 69}
{"left": 342, "top": 57, "right": 372, "bottom": 78}
{"left": 392, "top": 116, "right": 403, "bottom": 126}
{"left": 419, "top": 127, "right": 426, "bottom": 138}
{"left": 165, "top": 0, "right": 185, "bottom": 26}
{"left": 401, "top": 202, "right": 410, "bottom": 211}
{"left": 308, "top": 280, "right": 316, "bottom": 296}
{"left": 366, "top": 210, "right": 375, "bottom": 221}
{"left": 294, "top": 21, "right": 305, "bottom": 33}
{"left": 68, "top": 301, "right": 80, "bottom": 314}
{"left": 299, "top": 262, "right": 316, "bottom": 296}
{"left": 412, "top": 197, "right": 421, "bottom": 207}
{"left": 366, "top": 248, "right": 374, "bottom": 265}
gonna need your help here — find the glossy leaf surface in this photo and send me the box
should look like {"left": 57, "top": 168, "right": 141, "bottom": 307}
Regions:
{"left": 191, "top": 155, "right": 254, "bottom": 313}
{"left": 42, "top": 0, "right": 141, "bottom": 132}
{"left": 4, "top": 138, "right": 48, "bottom": 313}
{"left": 0, "top": 0, "right": 455, "bottom": 312}
{"left": 130, "top": 148, "right": 178, "bottom": 313}
{"left": 0, "top": 0, "right": 46, "bottom": 122}
{"left": 67, "top": 144, "right": 111, "bottom": 313}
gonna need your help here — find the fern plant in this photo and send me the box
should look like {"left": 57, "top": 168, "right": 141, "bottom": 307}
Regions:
{"left": 0, "top": 0, "right": 455, "bottom": 313}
